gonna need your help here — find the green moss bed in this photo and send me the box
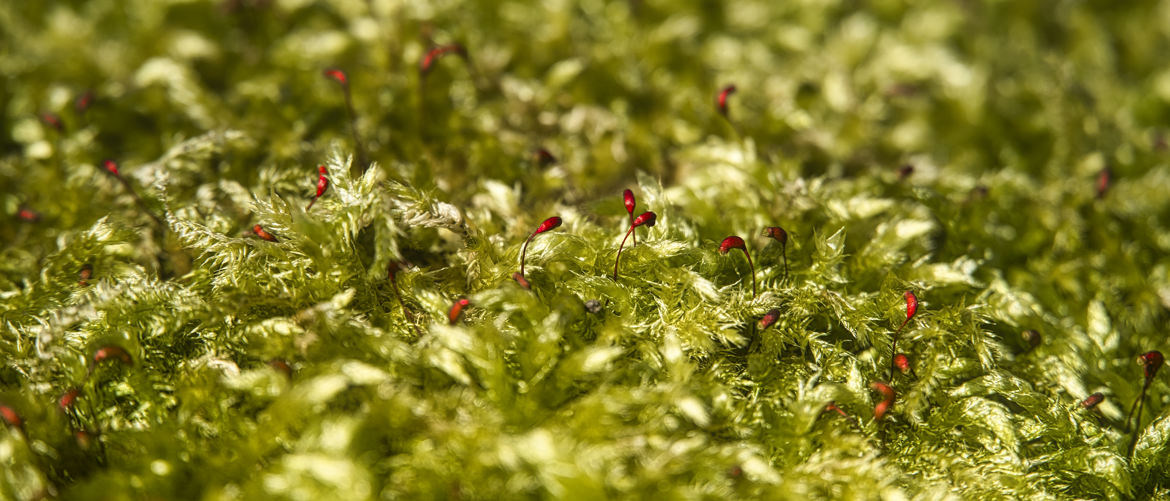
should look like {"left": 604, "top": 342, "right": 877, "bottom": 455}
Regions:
{"left": 4, "top": 0, "right": 1170, "bottom": 499}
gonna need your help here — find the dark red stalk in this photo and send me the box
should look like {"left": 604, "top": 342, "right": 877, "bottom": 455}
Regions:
{"left": 763, "top": 226, "right": 788, "bottom": 282}
{"left": 520, "top": 216, "right": 562, "bottom": 279}
{"left": 889, "top": 291, "right": 918, "bottom": 380}
{"left": 623, "top": 189, "right": 637, "bottom": 246}
{"left": 872, "top": 382, "right": 895, "bottom": 421}
{"left": 716, "top": 85, "right": 737, "bottom": 118}
{"left": 1127, "top": 351, "right": 1164, "bottom": 455}
{"left": 252, "top": 224, "right": 278, "bottom": 242}
{"left": 448, "top": 297, "right": 470, "bottom": 325}
{"left": 613, "top": 211, "right": 657, "bottom": 281}
{"left": 306, "top": 165, "right": 329, "bottom": 210}
{"left": 100, "top": 160, "right": 165, "bottom": 227}
{"left": 719, "top": 236, "right": 756, "bottom": 298}
{"left": 323, "top": 68, "right": 369, "bottom": 172}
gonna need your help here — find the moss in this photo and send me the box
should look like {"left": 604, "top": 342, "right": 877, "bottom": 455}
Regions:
{"left": 3, "top": 0, "right": 1170, "bottom": 499}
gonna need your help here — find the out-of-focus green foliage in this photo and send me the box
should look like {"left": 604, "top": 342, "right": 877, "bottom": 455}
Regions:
{"left": 3, "top": 0, "right": 1170, "bottom": 499}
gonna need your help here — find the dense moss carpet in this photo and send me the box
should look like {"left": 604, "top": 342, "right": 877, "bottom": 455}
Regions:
{"left": 3, "top": 0, "right": 1170, "bottom": 499}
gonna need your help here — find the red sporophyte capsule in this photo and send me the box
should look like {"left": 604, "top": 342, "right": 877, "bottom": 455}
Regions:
{"left": 758, "top": 308, "right": 780, "bottom": 330}
{"left": 79, "top": 263, "right": 93, "bottom": 287}
{"left": 1096, "top": 167, "right": 1111, "bottom": 199}
{"left": 893, "top": 353, "right": 918, "bottom": 378}
{"left": 75, "top": 90, "right": 94, "bottom": 112}
{"left": 1140, "top": 351, "right": 1164, "bottom": 381}
{"left": 717, "top": 84, "right": 737, "bottom": 117}
{"left": 613, "top": 211, "right": 658, "bottom": 281}
{"left": 74, "top": 430, "right": 94, "bottom": 450}
{"left": 17, "top": 208, "right": 40, "bottom": 222}
{"left": 59, "top": 388, "right": 82, "bottom": 410}
{"left": 825, "top": 401, "right": 849, "bottom": 418}
{"left": 40, "top": 112, "right": 64, "bottom": 132}
{"left": 889, "top": 291, "right": 918, "bottom": 379}
{"left": 92, "top": 345, "right": 132, "bottom": 366}
{"left": 534, "top": 148, "right": 557, "bottom": 167}
{"left": 102, "top": 159, "right": 120, "bottom": 177}
{"left": 512, "top": 272, "right": 531, "bottom": 290}
{"left": 268, "top": 359, "right": 293, "bottom": 378}
{"left": 0, "top": 404, "right": 22, "bottom": 429}
{"left": 448, "top": 297, "right": 471, "bottom": 325}
{"left": 903, "top": 291, "right": 918, "bottom": 322}
{"left": 519, "top": 216, "right": 563, "bottom": 279}
{"left": 762, "top": 226, "right": 789, "bottom": 282}
{"left": 871, "top": 382, "right": 895, "bottom": 421}
{"left": 897, "top": 164, "right": 914, "bottom": 180}
{"left": 323, "top": 68, "right": 348, "bottom": 87}
{"left": 1080, "top": 392, "right": 1104, "bottom": 409}
{"left": 306, "top": 165, "right": 330, "bottom": 210}
{"left": 623, "top": 189, "right": 638, "bottom": 246}
{"left": 420, "top": 44, "right": 466, "bottom": 75}
{"left": 719, "top": 236, "right": 757, "bottom": 299}
{"left": 252, "top": 224, "right": 278, "bottom": 242}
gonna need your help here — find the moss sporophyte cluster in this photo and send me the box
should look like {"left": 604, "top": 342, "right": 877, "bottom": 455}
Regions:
{"left": 6, "top": 0, "right": 1170, "bottom": 499}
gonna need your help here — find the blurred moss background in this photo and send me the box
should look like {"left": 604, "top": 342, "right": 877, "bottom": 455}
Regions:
{"left": 4, "top": 0, "right": 1170, "bottom": 499}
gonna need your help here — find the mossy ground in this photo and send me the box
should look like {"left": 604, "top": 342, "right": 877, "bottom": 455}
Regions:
{"left": 3, "top": 0, "right": 1170, "bottom": 499}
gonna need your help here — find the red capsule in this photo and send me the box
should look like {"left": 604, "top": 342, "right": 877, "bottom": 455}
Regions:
{"left": 307, "top": 165, "right": 330, "bottom": 210}
{"left": 1096, "top": 167, "right": 1111, "bottom": 199}
{"left": 74, "top": 430, "right": 94, "bottom": 450}
{"left": 268, "top": 359, "right": 293, "bottom": 378}
{"left": 903, "top": 291, "right": 918, "bottom": 321}
{"left": 1140, "top": 351, "right": 1164, "bottom": 381}
{"left": 519, "top": 217, "right": 562, "bottom": 279}
{"left": 448, "top": 297, "right": 471, "bottom": 325}
{"left": 825, "top": 401, "right": 849, "bottom": 418}
{"left": 75, "top": 90, "right": 94, "bottom": 113}
{"left": 79, "top": 264, "right": 93, "bottom": 287}
{"left": 716, "top": 85, "right": 737, "bottom": 117}
{"left": 59, "top": 388, "right": 82, "bottom": 411}
{"left": 632, "top": 211, "right": 657, "bottom": 228}
{"left": 1080, "top": 392, "right": 1104, "bottom": 409}
{"left": 533, "top": 148, "right": 557, "bottom": 167}
{"left": 102, "top": 159, "right": 120, "bottom": 177}
{"left": 323, "top": 68, "right": 348, "bottom": 87}
{"left": 1022, "top": 329, "right": 1041, "bottom": 349}
{"left": 897, "top": 164, "right": 914, "bottom": 180}
{"left": 762, "top": 226, "right": 787, "bottom": 245}
{"left": 420, "top": 44, "right": 466, "bottom": 75}
{"left": 40, "top": 112, "right": 64, "bottom": 132}
{"left": 17, "top": 208, "right": 41, "bottom": 222}
{"left": 252, "top": 224, "right": 278, "bottom": 242}
{"left": 757, "top": 308, "right": 780, "bottom": 330}
{"left": 93, "top": 345, "right": 132, "bottom": 366}
{"left": 0, "top": 404, "right": 22, "bottom": 429}
{"left": 512, "top": 272, "right": 531, "bottom": 290}
{"left": 719, "top": 236, "right": 746, "bottom": 255}
{"left": 871, "top": 382, "right": 895, "bottom": 421}
{"left": 623, "top": 190, "right": 636, "bottom": 216}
